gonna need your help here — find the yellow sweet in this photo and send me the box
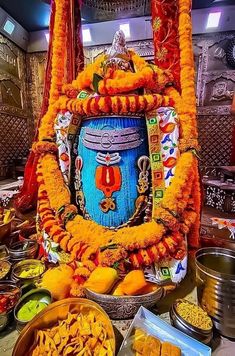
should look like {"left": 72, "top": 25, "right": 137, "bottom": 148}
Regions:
{"left": 41, "top": 264, "right": 74, "bottom": 300}
{"left": 112, "top": 281, "right": 125, "bottom": 296}
{"left": 84, "top": 267, "right": 118, "bottom": 294}
{"left": 120, "top": 270, "right": 148, "bottom": 296}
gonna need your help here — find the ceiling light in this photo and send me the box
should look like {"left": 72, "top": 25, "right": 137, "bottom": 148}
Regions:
{"left": 45, "top": 32, "right": 49, "bottom": 43}
{"left": 206, "top": 12, "right": 221, "bottom": 29}
{"left": 82, "top": 28, "right": 92, "bottom": 43}
{"left": 119, "top": 23, "right": 130, "bottom": 38}
{"left": 3, "top": 19, "right": 15, "bottom": 35}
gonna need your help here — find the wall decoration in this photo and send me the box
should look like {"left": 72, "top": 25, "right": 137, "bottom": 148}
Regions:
{"left": 26, "top": 52, "right": 47, "bottom": 124}
{"left": 198, "top": 114, "right": 233, "bottom": 166}
{"left": 0, "top": 35, "right": 32, "bottom": 178}
{"left": 210, "top": 81, "right": 233, "bottom": 102}
{"left": 226, "top": 38, "right": 235, "bottom": 68}
{"left": 0, "top": 41, "right": 19, "bottom": 78}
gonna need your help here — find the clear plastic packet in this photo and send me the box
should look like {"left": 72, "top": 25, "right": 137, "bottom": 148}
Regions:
{"left": 118, "top": 307, "right": 211, "bottom": 356}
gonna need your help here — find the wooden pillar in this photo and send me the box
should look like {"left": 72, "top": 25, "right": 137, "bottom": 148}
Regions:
{"left": 230, "top": 91, "right": 235, "bottom": 165}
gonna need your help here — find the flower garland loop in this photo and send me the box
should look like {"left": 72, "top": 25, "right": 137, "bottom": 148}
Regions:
{"left": 34, "top": 0, "right": 201, "bottom": 271}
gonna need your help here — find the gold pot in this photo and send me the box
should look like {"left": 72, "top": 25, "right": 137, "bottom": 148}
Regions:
{"left": 13, "top": 298, "right": 116, "bottom": 356}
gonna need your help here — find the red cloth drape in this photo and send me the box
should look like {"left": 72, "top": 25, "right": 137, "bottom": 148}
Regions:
{"left": 14, "top": 0, "right": 84, "bottom": 212}
{"left": 151, "top": 0, "right": 181, "bottom": 91}
{"left": 14, "top": 0, "right": 56, "bottom": 212}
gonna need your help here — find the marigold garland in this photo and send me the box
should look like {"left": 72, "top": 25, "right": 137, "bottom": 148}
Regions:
{"left": 38, "top": 0, "right": 69, "bottom": 141}
{"left": 37, "top": 165, "right": 71, "bottom": 250}
{"left": 40, "top": 153, "right": 70, "bottom": 210}
{"left": 56, "top": 93, "right": 173, "bottom": 117}
{"left": 69, "top": 51, "right": 173, "bottom": 95}
{"left": 38, "top": 149, "right": 198, "bottom": 267}
{"left": 34, "top": 0, "right": 201, "bottom": 271}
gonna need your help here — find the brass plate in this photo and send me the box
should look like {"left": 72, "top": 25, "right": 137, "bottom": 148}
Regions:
{"left": 13, "top": 297, "right": 116, "bottom": 356}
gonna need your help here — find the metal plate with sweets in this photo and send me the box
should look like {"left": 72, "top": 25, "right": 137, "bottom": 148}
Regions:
{"left": 118, "top": 307, "right": 211, "bottom": 356}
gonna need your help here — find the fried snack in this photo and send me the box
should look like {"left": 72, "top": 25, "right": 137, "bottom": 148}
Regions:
{"left": 161, "top": 342, "right": 181, "bottom": 356}
{"left": 31, "top": 311, "right": 114, "bottom": 356}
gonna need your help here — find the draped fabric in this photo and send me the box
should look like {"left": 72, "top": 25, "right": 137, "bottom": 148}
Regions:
{"left": 14, "top": 0, "right": 84, "bottom": 212}
{"left": 151, "top": 0, "right": 181, "bottom": 91}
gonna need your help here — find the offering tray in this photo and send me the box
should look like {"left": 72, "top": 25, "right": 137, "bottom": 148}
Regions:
{"left": 118, "top": 306, "right": 211, "bottom": 356}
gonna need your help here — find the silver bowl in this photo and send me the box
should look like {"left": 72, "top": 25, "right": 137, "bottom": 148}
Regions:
{"left": 14, "top": 288, "right": 52, "bottom": 330}
{"left": 85, "top": 286, "right": 163, "bottom": 320}
{"left": 170, "top": 299, "right": 213, "bottom": 345}
{"left": 12, "top": 259, "right": 45, "bottom": 284}
{"left": 0, "top": 281, "right": 21, "bottom": 331}
{"left": 0, "top": 259, "right": 11, "bottom": 281}
{"left": 9, "top": 241, "right": 38, "bottom": 262}
{"left": 0, "top": 245, "right": 10, "bottom": 261}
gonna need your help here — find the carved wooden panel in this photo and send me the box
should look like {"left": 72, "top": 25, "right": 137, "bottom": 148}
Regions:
{"left": 203, "top": 72, "right": 235, "bottom": 107}
{"left": 26, "top": 52, "right": 47, "bottom": 124}
{"left": 193, "top": 32, "right": 235, "bottom": 112}
{"left": 0, "top": 35, "right": 32, "bottom": 178}
{"left": 0, "top": 41, "right": 19, "bottom": 78}
{"left": 82, "top": 0, "right": 149, "bottom": 22}
{"left": 198, "top": 114, "right": 234, "bottom": 166}
{"left": 193, "top": 32, "right": 235, "bottom": 166}
{"left": 0, "top": 35, "right": 29, "bottom": 117}
{"left": 0, "top": 113, "right": 29, "bottom": 175}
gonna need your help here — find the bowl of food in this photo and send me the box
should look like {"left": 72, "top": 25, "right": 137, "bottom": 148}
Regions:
{"left": 84, "top": 268, "right": 164, "bottom": 319}
{"left": 12, "top": 259, "right": 45, "bottom": 284}
{"left": 13, "top": 298, "right": 115, "bottom": 356}
{"left": 18, "top": 224, "right": 37, "bottom": 242}
{"left": 9, "top": 241, "right": 39, "bottom": 262}
{"left": 170, "top": 299, "right": 213, "bottom": 345}
{"left": 0, "top": 281, "right": 21, "bottom": 331}
{"left": 0, "top": 245, "right": 10, "bottom": 261}
{"left": 0, "top": 208, "right": 15, "bottom": 242}
{"left": 0, "top": 260, "right": 11, "bottom": 281}
{"left": 14, "top": 288, "right": 52, "bottom": 330}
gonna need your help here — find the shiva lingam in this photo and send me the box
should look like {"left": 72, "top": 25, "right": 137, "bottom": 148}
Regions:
{"left": 55, "top": 30, "right": 179, "bottom": 230}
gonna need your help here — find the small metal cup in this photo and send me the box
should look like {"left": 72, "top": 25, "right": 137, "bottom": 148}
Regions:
{"left": 170, "top": 299, "right": 213, "bottom": 345}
